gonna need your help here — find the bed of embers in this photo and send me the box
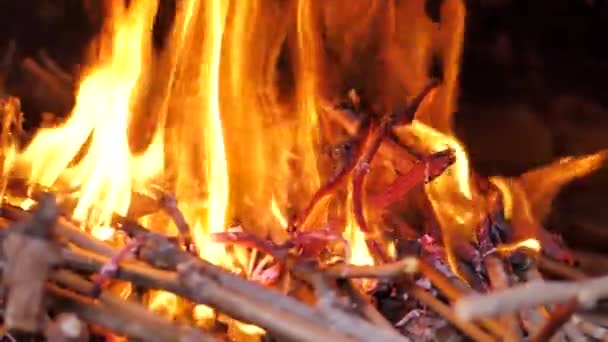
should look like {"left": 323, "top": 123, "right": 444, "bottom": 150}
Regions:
{"left": 0, "top": 0, "right": 608, "bottom": 341}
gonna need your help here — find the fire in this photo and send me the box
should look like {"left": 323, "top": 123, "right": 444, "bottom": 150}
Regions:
{"left": 495, "top": 238, "right": 541, "bottom": 255}
{"left": 8, "top": 0, "right": 608, "bottom": 338}
{"left": 345, "top": 185, "right": 374, "bottom": 266}
{"left": 15, "top": 0, "right": 161, "bottom": 228}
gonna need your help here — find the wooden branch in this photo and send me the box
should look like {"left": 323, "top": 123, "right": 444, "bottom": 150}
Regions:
{"left": 324, "top": 257, "right": 504, "bottom": 338}
{"left": 323, "top": 257, "right": 420, "bottom": 279}
{"left": 2, "top": 193, "right": 61, "bottom": 335}
{"left": 304, "top": 272, "right": 408, "bottom": 342}
{"left": 46, "top": 284, "right": 213, "bottom": 342}
{"left": 455, "top": 275, "right": 608, "bottom": 320}
{"left": 531, "top": 298, "right": 579, "bottom": 342}
{"left": 484, "top": 256, "right": 521, "bottom": 341}
{"left": 406, "top": 285, "right": 495, "bottom": 342}
{"left": 177, "top": 260, "right": 357, "bottom": 342}
{"left": 537, "top": 255, "right": 588, "bottom": 281}
{"left": 339, "top": 279, "right": 395, "bottom": 331}
{"left": 572, "top": 314, "right": 608, "bottom": 340}
{"left": 64, "top": 236, "right": 391, "bottom": 342}
{"left": 2, "top": 204, "right": 117, "bottom": 257}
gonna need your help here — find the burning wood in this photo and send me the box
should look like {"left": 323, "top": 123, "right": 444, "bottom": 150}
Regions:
{"left": 0, "top": 0, "right": 607, "bottom": 341}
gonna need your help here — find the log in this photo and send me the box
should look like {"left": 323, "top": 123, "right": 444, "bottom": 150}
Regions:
{"left": 2, "top": 194, "right": 61, "bottom": 335}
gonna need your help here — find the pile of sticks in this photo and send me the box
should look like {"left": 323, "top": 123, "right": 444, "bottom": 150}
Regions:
{"left": 0, "top": 189, "right": 607, "bottom": 341}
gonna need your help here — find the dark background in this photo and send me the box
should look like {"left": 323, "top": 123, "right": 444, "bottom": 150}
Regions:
{"left": 0, "top": 0, "right": 607, "bottom": 253}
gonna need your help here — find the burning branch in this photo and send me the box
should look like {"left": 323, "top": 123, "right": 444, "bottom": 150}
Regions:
{"left": 351, "top": 78, "right": 440, "bottom": 235}
{"left": 289, "top": 117, "right": 372, "bottom": 233}
{"left": 369, "top": 148, "right": 456, "bottom": 211}
{"left": 156, "top": 190, "right": 198, "bottom": 255}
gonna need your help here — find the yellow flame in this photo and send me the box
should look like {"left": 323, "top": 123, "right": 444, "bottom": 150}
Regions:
{"left": 91, "top": 225, "right": 115, "bottom": 241}
{"left": 193, "top": 304, "right": 216, "bottom": 329}
{"left": 16, "top": 0, "right": 161, "bottom": 228}
{"left": 270, "top": 195, "right": 288, "bottom": 229}
{"left": 344, "top": 185, "right": 374, "bottom": 266}
{"left": 294, "top": 0, "right": 321, "bottom": 200}
{"left": 148, "top": 291, "right": 180, "bottom": 319}
{"left": 496, "top": 238, "right": 541, "bottom": 254}
{"left": 408, "top": 120, "right": 471, "bottom": 198}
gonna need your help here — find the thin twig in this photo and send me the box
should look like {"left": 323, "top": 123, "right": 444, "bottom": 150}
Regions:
{"left": 324, "top": 257, "right": 420, "bottom": 279}
{"left": 90, "top": 234, "right": 145, "bottom": 297}
{"left": 407, "top": 285, "right": 495, "bottom": 342}
{"left": 339, "top": 280, "right": 395, "bottom": 331}
{"left": 351, "top": 79, "right": 440, "bottom": 234}
{"left": 455, "top": 275, "right": 608, "bottom": 320}
{"left": 531, "top": 298, "right": 579, "bottom": 342}
{"left": 484, "top": 255, "right": 521, "bottom": 341}
{"left": 537, "top": 255, "right": 588, "bottom": 281}
{"left": 46, "top": 284, "right": 214, "bottom": 342}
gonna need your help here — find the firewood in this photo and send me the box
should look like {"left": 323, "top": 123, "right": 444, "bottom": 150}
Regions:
{"left": 2, "top": 193, "right": 61, "bottom": 336}
{"left": 455, "top": 273, "right": 608, "bottom": 321}
{"left": 531, "top": 299, "right": 579, "bottom": 342}
{"left": 59, "top": 233, "right": 397, "bottom": 341}
{"left": 484, "top": 255, "right": 521, "bottom": 341}
{"left": 46, "top": 284, "right": 212, "bottom": 342}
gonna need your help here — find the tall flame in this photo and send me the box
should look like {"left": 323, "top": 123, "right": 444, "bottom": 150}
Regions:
{"left": 16, "top": 0, "right": 161, "bottom": 229}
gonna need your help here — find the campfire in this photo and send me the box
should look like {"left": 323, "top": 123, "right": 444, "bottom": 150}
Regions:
{"left": 0, "top": 0, "right": 607, "bottom": 341}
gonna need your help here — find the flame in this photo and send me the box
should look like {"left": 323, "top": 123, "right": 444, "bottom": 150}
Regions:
{"left": 16, "top": 0, "right": 161, "bottom": 228}
{"left": 495, "top": 238, "right": 541, "bottom": 255}
{"left": 270, "top": 195, "right": 288, "bottom": 229}
{"left": 12, "top": 0, "right": 597, "bottom": 333}
{"left": 344, "top": 187, "right": 374, "bottom": 266}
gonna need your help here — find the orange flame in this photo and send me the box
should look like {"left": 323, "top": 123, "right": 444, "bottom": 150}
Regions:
{"left": 495, "top": 238, "right": 541, "bottom": 255}
{"left": 16, "top": 0, "right": 162, "bottom": 231}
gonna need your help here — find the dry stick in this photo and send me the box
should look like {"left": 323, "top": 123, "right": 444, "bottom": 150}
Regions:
{"left": 520, "top": 263, "right": 585, "bottom": 341}
{"left": 517, "top": 264, "right": 548, "bottom": 335}
{"left": 2, "top": 193, "right": 62, "bottom": 337}
{"left": 37, "top": 50, "right": 74, "bottom": 85}
{"left": 138, "top": 235, "right": 328, "bottom": 322}
{"left": 63, "top": 239, "right": 369, "bottom": 341}
{"left": 531, "top": 298, "right": 579, "bottom": 342}
{"left": 45, "top": 284, "right": 211, "bottom": 342}
{"left": 406, "top": 285, "right": 495, "bottom": 342}
{"left": 305, "top": 272, "right": 409, "bottom": 342}
{"left": 455, "top": 274, "right": 608, "bottom": 320}
{"left": 289, "top": 115, "right": 372, "bottom": 232}
{"left": 537, "top": 255, "right": 588, "bottom": 280}
{"left": 368, "top": 148, "right": 455, "bottom": 211}
{"left": 321, "top": 102, "right": 415, "bottom": 173}
{"left": 90, "top": 234, "right": 145, "bottom": 297}
{"left": 63, "top": 243, "right": 328, "bottom": 328}
{"left": 49, "top": 270, "right": 214, "bottom": 342}
{"left": 351, "top": 79, "right": 440, "bottom": 235}
{"left": 324, "top": 257, "right": 420, "bottom": 279}
{"left": 339, "top": 279, "right": 396, "bottom": 331}
{"left": 156, "top": 191, "right": 198, "bottom": 255}
{"left": 1, "top": 204, "right": 116, "bottom": 257}
{"left": 324, "top": 257, "right": 504, "bottom": 338}
{"left": 572, "top": 314, "right": 608, "bottom": 341}
{"left": 484, "top": 256, "right": 521, "bottom": 341}
{"left": 177, "top": 261, "right": 356, "bottom": 342}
